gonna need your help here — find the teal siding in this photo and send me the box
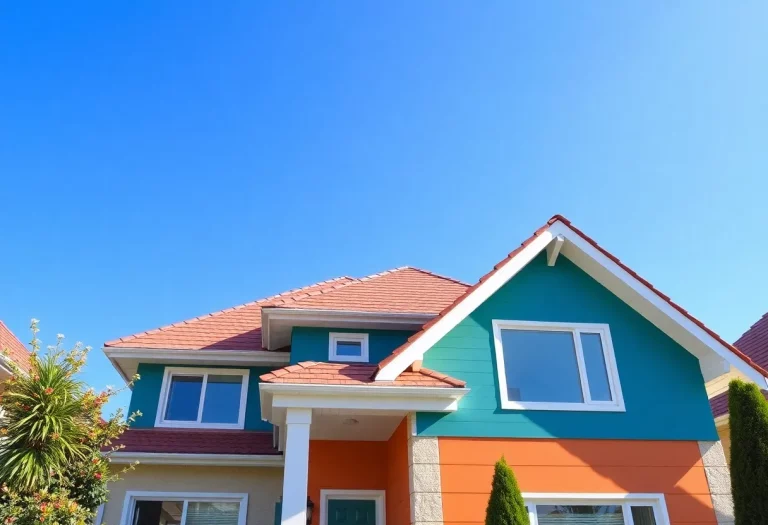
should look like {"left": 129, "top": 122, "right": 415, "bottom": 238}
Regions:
{"left": 418, "top": 253, "right": 718, "bottom": 441}
{"left": 290, "top": 327, "right": 414, "bottom": 364}
{"left": 128, "top": 363, "right": 276, "bottom": 431}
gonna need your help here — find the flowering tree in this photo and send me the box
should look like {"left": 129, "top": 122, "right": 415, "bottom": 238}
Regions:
{"left": 0, "top": 320, "right": 140, "bottom": 525}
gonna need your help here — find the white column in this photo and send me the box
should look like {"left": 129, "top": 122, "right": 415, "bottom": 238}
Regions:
{"left": 281, "top": 408, "right": 312, "bottom": 525}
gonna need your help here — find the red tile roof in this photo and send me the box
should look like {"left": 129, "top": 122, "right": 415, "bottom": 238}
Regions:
{"left": 260, "top": 361, "right": 466, "bottom": 388}
{"left": 105, "top": 268, "right": 468, "bottom": 350}
{"left": 112, "top": 428, "right": 280, "bottom": 455}
{"left": 709, "top": 312, "right": 768, "bottom": 418}
{"left": 377, "top": 215, "right": 768, "bottom": 382}
{"left": 0, "top": 321, "right": 30, "bottom": 372}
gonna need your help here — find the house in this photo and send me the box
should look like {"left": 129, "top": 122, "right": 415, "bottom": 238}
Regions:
{"left": 707, "top": 312, "right": 768, "bottom": 463}
{"left": 0, "top": 320, "right": 30, "bottom": 382}
{"left": 98, "top": 215, "right": 765, "bottom": 525}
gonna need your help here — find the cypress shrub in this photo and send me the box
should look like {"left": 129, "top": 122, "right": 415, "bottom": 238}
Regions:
{"left": 485, "top": 456, "right": 530, "bottom": 525}
{"left": 729, "top": 379, "right": 768, "bottom": 525}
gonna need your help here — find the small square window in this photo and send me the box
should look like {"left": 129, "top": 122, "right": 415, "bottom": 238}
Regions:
{"left": 492, "top": 320, "right": 624, "bottom": 412}
{"left": 329, "top": 333, "right": 369, "bottom": 363}
{"left": 156, "top": 368, "right": 249, "bottom": 429}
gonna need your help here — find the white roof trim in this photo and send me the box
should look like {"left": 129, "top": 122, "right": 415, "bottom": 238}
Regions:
{"left": 109, "top": 451, "right": 284, "bottom": 467}
{"left": 376, "top": 220, "right": 768, "bottom": 388}
{"left": 103, "top": 347, "right": 290, "bottom": 363}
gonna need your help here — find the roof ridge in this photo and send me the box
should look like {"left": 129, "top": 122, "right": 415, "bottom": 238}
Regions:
{"left": 104, "top": 276, "right": 354, "bottom": 346}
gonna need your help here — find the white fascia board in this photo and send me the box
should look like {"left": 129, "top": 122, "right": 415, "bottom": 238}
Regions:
{"left": 261, "top": 308, "right": 435, "bottom": 350}
{"left": 259, "top": 383, "right": 468, "bottom": 414}
{"left": 376, "top": 229, "right": 556, "bottom": 380}
{"left": 552, "top": 221, "right": 768, "bottom": 387}
{"left": 103, "top": 347, "right": 290, "bottom": 364}
{"left": 109, "top": 452, "right": 284, "bottom": 467}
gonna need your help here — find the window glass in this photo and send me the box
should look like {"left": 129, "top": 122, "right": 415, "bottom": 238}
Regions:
{"left": 500, "top": 329, "right": 583, "bottom": 402}
{"left": 335, "top": 341, "right": 363, "bottom": 357}
{"left": 201, "top": 375, "right": 243, "bottom": 424}
{"left": 580, "top": 333, "right": 612, "bottom": 401}
{"left": 165, "top": 376, "right": 203, "bottom": 421}
{"left": 185, "top": 502, "right": 240, "bottom": 525}
{"left": 132, "top": 501, "right": 183, "bottom": 525}
{"left": 536, "top": 504, "right": 624, "bottom": 525}
{"left": 630, "top": 506, "right": 657, "bottom": 525}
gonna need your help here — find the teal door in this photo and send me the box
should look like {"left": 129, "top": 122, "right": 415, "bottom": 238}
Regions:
{"left": 327, "top": 499, "right": 377, "bottom": 525}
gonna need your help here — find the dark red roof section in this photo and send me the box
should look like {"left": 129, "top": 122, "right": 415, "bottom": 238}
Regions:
{"left": 377, "top": 215, "right": 768, "bottom": 381}
{"left": 0, "top": 321, "right": 30, "bottom": 372}
{"left": 260, "top": 361, "right": 466, "bottom": 388}
{"left": 112, "top": 428, "right": 280, "bottom": 455}
{"left": 710, "top": 389, "right": 768, "bottom": 419}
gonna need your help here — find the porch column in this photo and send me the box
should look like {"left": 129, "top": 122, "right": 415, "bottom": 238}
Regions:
{"left": 281, "top": 408, "right": 312, "bottom": 525}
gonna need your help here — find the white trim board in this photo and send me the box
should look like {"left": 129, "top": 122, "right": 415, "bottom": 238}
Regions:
{"left": 155, "top": 367, "right": 249, "bottom": 430}
{"left": 376, "top": 219, "right": 768, "bottom": 389}
{"left": 522, "top": 492, "right": 670, "bottom": 525}
{"left": 109, "top": 452, "right": 284, "bottom": 467}
{"left": 119, "top": 491, "right": 249, "bottom": 525}
{"left": 319, "top": 489, "right": 385, "bottom": 525}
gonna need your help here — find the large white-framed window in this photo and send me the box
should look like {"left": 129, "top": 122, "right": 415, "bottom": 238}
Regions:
{"left": 328, "top": 332, "right": 369, "bottom": 363}
{"left": 523, "top": 493, "right": 670, "bottom": 525}
{"left": 492, "top": 320, "right": 625, "bottom": 412}
{"left": 155, "top": 367, "right": 249, "bottom": 429}
{"left": 119, "top": 491, "right": 248, "bottom": 525}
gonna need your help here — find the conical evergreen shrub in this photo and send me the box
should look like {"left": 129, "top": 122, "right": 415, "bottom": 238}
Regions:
{"left": 729, "top": 379, "right": 768, "bottom": 525}
{"left": 485, "top": 456, "right": 529, "bottom": 525}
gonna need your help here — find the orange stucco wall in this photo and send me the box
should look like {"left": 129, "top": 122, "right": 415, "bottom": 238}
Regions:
{"left": 307, "top": 417, "right": 409, "bottom": 525}
{"left": 439, "top": 438, "right": 716, "bottom": 525}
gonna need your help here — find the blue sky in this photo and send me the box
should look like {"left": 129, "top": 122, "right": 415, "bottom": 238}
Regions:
{"left": 1, "top": 2, "right": 767, "bottom": 416}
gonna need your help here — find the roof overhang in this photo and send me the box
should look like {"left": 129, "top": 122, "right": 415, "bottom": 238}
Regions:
{"left": 103, "top": 347, "right": 290, "bottom": 385}
{"left": 376, "top": 219, "right": 768, "bottom": 389}
{"left": 261, "top": 307, "right": 435, "bottom": 350}
{"left": 258, "top": 382, "right": 469, "bottom": 424}
{"left": 109, "top": 451, "right": 284, "bottom": 467}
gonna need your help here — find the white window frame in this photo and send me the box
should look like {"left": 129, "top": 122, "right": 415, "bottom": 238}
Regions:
{"left": 320, "top": 489, "right": 386, "bottom": 525}
{"left": 492, "top": 320, "right": 625, "bottom": 412}
{"left": 328, "top": 332, "right": 370, "bottom": 363}
{"left": 119, "top": 491, "right": 248, "bottom": 525}
{"left": 523, "top": 492, "right": 670, "bottom": 525}
{"left": 155, "top": 367, "right": 249, "bottom": 429}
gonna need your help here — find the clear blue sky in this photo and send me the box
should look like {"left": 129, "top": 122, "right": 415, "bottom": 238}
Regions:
{"left": 1, "top": 2, "right": 767, "bottom": 416}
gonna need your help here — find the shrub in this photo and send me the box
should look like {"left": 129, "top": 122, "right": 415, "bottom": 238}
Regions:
{"left": 485, "top": 456, "right": 529, "bottom": 525}
{"left": 729, "top": 379, "right": 768, "bottom": 525}
{"left": 0, "top": 320, "right": 140, "bottom": 525}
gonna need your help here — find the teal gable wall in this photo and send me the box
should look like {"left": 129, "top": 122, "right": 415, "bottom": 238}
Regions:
{"left": 418, "top": 253, "right": 718, "bottom": 441}
{"left": 290, "top": 327, "right": 415, "bottom": 364}
{"left": 128, "top": 363, "right": 275, "bottom": 431}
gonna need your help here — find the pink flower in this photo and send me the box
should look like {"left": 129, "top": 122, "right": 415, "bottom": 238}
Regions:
{"left": 44, "top": 388, "right": 53, "bottom": 395}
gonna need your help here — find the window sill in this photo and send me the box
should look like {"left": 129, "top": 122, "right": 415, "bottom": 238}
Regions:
{"left": 155, "top": 421, "right": 245, "bottom": 430}
{"left": 500, "top": 400, "right": 626, "bottom": 412}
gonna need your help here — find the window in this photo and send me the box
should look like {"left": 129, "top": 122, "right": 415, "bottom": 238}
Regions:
{"left": 328, "top": 333, "right": 369, "bottom": 363}
{"left": 492, "top": 320, "right": 624, "bottom": 411}
{"left": 121, "top": 492, "right": 248, "bottom": 525}
{"left": 155, "top": 368, "right": 249, "bottom": 429}
{"left": 524, "top": 494, "right": 668, "bottom": 525}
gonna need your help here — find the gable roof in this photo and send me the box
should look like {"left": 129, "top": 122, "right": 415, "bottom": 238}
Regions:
{"left": 260, "top": 361, "right": 465, "bottom": 388}
{"left": 375, "top": 215, "right": 768, "bottom": 386}
{"left": 0, "top": 321, "right": 30, "bottom": 372}
{"left": 104, "top": 268, "right": 468, "bottom": 350}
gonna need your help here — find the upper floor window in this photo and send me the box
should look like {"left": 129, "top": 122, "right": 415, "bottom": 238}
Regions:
{"left": 492, "top": 320, "right": 624, "bottom": 412}
{"left": 328, "top": 332, "right": 369, "bottom": 363}
{"left": 155, "top": 367, "right": 249, "bottom": 429}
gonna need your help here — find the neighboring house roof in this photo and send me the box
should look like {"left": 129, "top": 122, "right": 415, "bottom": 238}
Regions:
{"left": 709, "top": 311, "right": 768, "bottom": 419}
{"left": 259, "top": 361, "right": 466, "bottom": 388}
{"left": 104, "top": 267, "right": 468, "bottom": 350}
{"left": 112, "top": 428, "right": 279, "bottom": 455}
{"left": 0, "top": 320, "right": 30, "bottom": 372}
{"left": 376, "top": 215, "right": 768, "bottom": 384}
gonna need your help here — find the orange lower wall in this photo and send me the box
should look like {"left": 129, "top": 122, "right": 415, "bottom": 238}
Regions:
{"left": 307, "top": 418, "right": 410, "bottom": 525}
{"left": 439, "top": 438, "right": 716, "bottom": 525}
{"left": 386, "top": 419, "right": 411, "bottom": 525}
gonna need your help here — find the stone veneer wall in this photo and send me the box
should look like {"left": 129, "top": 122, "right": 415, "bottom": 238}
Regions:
{"left": 699, "top": 440, "right": 734, "bottom": 525}
{"left": 408, "top": 414, "right": 444, "bottom": 525}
